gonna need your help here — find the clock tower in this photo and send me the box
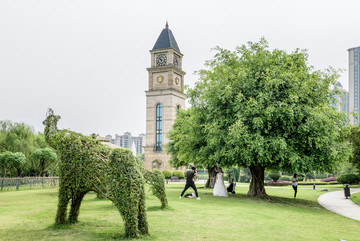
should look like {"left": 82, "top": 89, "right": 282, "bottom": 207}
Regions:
{"left": 144, "top": 22, "right": 186, "bottom": 170}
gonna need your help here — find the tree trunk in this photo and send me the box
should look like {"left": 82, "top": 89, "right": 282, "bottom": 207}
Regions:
{"left": 205, "top": 166, "right": 217, "bottom": 188}
{"left": 247, "top": 164, "right": 267, "bottom": 197}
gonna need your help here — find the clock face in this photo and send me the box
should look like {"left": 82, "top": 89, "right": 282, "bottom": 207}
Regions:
{"left": 156, "top": 54, "right": 167, "bottom": 66}
{"left": 173, "top": 55, "right": 179, "bottom": 67}
{"left": 175, "top": 77, "right": 179, "bottom": 85}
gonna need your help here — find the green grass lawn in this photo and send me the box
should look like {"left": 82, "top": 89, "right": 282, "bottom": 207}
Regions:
{"left": 1, "top": 184, "right": 360, "bottom": 241}
{"left": 351, "top": 192, "right": 360, "bottom": 206}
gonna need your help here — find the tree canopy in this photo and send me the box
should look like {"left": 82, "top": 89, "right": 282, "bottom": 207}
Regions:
{"left": 30, "top": 147, "right": 58, "bottom": 176}
{"left": 0, "top": 120, "right": 50, "bottom": 176}
{"left": 349, "top": 125, "right": 360, "bottom": 176}
{"left": 0, "top": 151, "right": 26, "bottom": 177}
{"left": 167, "top": 38, "right": 351, "bottom": 196}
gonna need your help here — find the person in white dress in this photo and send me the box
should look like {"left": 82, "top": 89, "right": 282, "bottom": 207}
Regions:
{"left": 213, "top": 168, "right": 228, "bottom": 197}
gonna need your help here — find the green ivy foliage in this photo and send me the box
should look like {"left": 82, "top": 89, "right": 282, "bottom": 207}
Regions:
{"left": 108, "top": 148, "right": 149, "bottom": 237}
{"left": 43, "top": 109, "right": 166, "bottom": 237}
{"left": 144, "top": 169, "right": 168, "bottom": 207}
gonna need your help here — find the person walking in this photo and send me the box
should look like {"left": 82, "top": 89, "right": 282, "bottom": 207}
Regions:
{"left": 180, "top": 167, "right": 200, "bottom": 200}
{"left": 292, "top": 173, "right": 298, "bottom": 199}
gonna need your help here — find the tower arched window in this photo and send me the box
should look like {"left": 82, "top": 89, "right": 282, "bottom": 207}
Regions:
{"left": 155, "top": 104, "right": 162, "bottom": 151}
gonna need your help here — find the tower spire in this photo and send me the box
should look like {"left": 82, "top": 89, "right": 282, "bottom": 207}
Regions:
{"left": 152, "top": 22, "right": 181, "bottom": 53}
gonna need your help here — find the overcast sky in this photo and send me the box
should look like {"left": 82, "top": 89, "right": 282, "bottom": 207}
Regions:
{"left": 1, "top": 0, "right": 359, "bottom": 136}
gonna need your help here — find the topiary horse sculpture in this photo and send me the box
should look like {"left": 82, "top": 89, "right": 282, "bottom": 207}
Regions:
{"left": 43, "top": 109, "right": 167, "bottom": 238}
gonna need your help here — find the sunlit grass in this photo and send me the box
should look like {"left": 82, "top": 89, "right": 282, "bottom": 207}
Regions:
{"left": 0, "top": 184, "right": 359, "bottom": 240}
{"left": 351, "top": 192, "right": 360, "bottom": 206}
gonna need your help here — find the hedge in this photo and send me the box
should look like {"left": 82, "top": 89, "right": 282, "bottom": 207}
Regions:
{"left": 298, "top": 181, "right": 338, "bottom": 185}
{"left": 173, "top": 170, "right": 185, "bottom": 179}
{"left": 267, "top": 181, "right": 290, "bottom": 186}
{"left": 337, "top": 173, "right": 360, "bottom": 185}
{"left": 161, "top": 169, "right": 172, "bottom": 179}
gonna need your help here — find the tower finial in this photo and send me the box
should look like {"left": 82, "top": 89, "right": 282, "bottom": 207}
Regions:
{"left": 165, "top": 21, "right": 169, "bottom": 29}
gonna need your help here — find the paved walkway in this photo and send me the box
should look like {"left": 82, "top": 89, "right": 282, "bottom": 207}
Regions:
{"left": 318, "top": 188, "right": 360, "bottom": 221}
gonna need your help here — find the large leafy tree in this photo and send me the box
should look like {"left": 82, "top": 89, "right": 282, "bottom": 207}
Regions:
{"left": 168, "top": 38, "right": 351, "bottom": 196}
{"left": 0, "top": 151, "right": 26, "bottom": 177}
{"left": 0, "top": 120, "right": 47, "bottom": 176}
{"left": 0, "top": 121, "right": 37, "bottom": 156}
{"left": 349, "top": 125, "right": 360, "bottom": 176}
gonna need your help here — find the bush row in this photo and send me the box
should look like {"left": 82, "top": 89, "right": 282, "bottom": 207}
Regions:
{"left": 337, "top": 173, "right": 360, "bottom": 185}
{"left": 298, "top": 181, "right": 338, "bottom": 185}
{"left": 320, "top": 177, "right": 336, "bottom": 182}
{"left": 161, "top": 169, "right": 185, "bottom": 179}
{"left": 267, "top": 181, "right": 290, "bottom": 186}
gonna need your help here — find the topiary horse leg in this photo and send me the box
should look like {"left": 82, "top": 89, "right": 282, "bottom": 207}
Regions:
{"left": 122, "top": 204, "right": 139, "bottom": 238}
{"left": 55, "top": 187, "right": 70, "bottom": 224}
{"left": 68, "top": 192, "right": 86, "bottom": 224}
{"left": 137, "top": 191, "right": 149, "bottom": 235}
{"left": 160, "top": 195, "right": 168, "bottom": 208}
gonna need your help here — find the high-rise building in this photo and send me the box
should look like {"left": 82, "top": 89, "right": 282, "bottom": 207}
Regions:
{"left": 105, "top": 132, "right": 146, "bottom": 155}
{"left": 133, "top": 133, "right": 145, "bottom": 156}
{"left": 144, "top": 23, "right": 186, "bottom": 171}
{"left": 105, "top": 135, "right": 114, "bottom": 144}
{"left": 348, "top": 46, "right": 360, "bottom": 124}
{"left": 334, "top": 82, "right": 349, "bottom": 114}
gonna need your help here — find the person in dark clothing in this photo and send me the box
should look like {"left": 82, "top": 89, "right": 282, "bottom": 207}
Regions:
{"left": 180, "top": 167, "right": 200, "bottom": 200}
{"left": 227, "top": 179, "right": 235, "bottom": 194}
{"left": 292, "top": 173, "right": 298, "bottom": 199}
{"left": 213, "top": 166, "right": 218, "bottom": 187}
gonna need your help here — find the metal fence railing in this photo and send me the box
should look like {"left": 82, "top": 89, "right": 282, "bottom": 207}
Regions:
{"left": 0, "top": 177, "right": 59, "bottom": 191}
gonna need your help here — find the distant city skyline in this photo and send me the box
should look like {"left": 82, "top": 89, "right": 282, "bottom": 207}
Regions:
{"left": 105, "top": 132, "right": 145, "bottom": 155}
{"left": 1, "top": 0, "right": 359, "bottom": 135}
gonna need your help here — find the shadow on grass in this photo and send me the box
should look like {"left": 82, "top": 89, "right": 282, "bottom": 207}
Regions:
{"left": 34, "top": 191, "right": 58, "bottom": 198}
{"left": 227, "top": 192, "right": 320, "bottom": 208}
{"left": 46, "top": 222, "right": 157, "bottom": 240}
{"left": 147, "top": 205, "right": 174, "bottom": 212}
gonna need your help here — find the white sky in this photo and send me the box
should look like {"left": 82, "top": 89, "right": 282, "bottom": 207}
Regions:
{"left": 1, "top": 0, "right": 359, "bottom": 136}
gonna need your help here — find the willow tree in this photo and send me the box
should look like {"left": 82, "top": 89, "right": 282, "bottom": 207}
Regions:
{"left": 167, "top": 38, "right": 351, "bottom": 196}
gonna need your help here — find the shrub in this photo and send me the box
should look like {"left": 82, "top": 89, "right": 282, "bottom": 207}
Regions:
{"left": 320, "top": 177, "right": 336, "bottom": 182}
{"left": 268, "top": 181, "right": 290, "bottom": 186}
{"left": 279, "top": 176, "right": 291, "bottom": 181}
{"left": 268, "top": 172, "right": 281, "bottom": 182}
{"left": 306, "top": 173, "right": 315, "bottom": 180}
{"left": 298, "top": 176, "right": 304, "bottom": 181}
{"left": 173, "top": 170, "right": 185, "bottom": 179}
{"left": 240, "top": 174, "right": 250, "bottom": 183}
{"left": 298, "top": 181, "right": 338, "bottom": 185}
{"left": 161, "top": 169, "right": 172, "bottom": 179}
{"left": 148, "top": 169, "right": 168, "bottom": 207}
{"left": 337, "top": 173, "right": 360, "bottom": 185}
